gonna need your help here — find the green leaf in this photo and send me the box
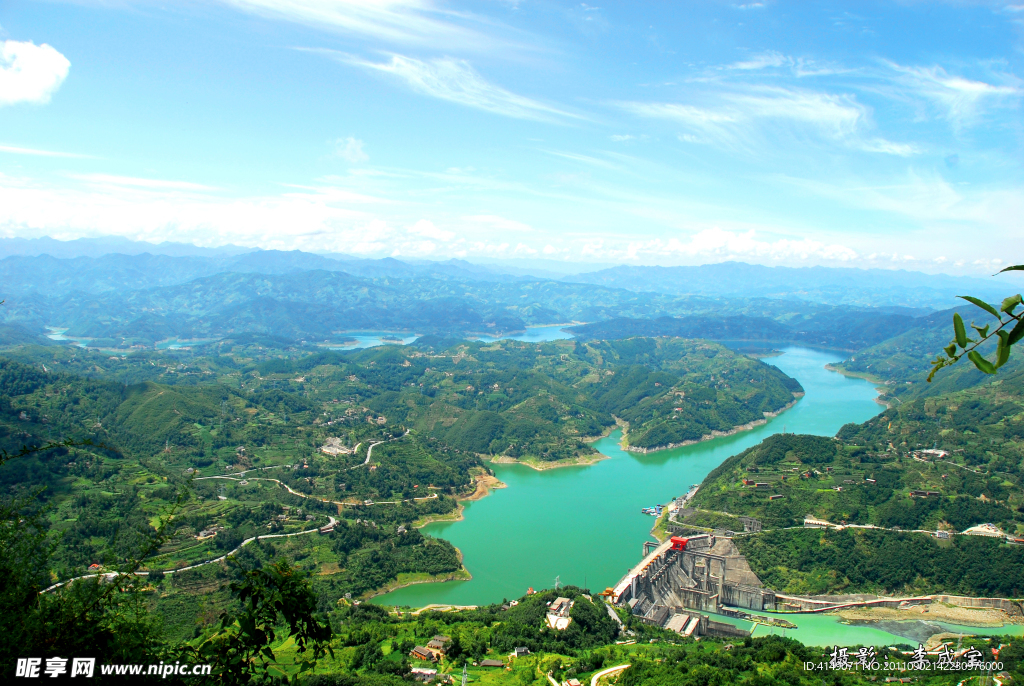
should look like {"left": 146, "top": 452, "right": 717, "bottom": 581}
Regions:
{"left": 968, "top": 351, "right": 997, "bottom": 374}
{"left": 996, "top": 264, "right": 1024, "bottom": 274}
{"left": 996, "top": 330, "right": 1011, "bottom": 368}
{"left": 971, "top": 323, "right": 990, "bottom": 338}
{"left": 953, "top": 313, "right": 968, "bottom": 348}
{"left": 1001, "top": 294, "right": 1022, "bottom": 314}
{"left": 958, "top": 296, "right": 1002, "bottom": 319}
{"left": 1009, "top": 318, "right": 1024, "bottom": 346}
{"left": 944, "top": 343, "right": 957, "bottom": 357}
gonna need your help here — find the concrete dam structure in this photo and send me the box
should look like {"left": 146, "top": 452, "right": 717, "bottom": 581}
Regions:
{"left": 611, "top": 534, "right": 775, "bottom": 638}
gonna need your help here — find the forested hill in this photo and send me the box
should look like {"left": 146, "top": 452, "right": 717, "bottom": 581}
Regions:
{"left": 566, "top": 309, "right": 939, "bottom": 352}
{"left": 0, "top": 334, "right": 798, "bottom": 591}
{"left": 685, "top": 367, "right": 1024, "bottom": 597}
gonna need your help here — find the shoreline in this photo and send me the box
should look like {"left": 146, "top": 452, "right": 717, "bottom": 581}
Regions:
{"left": 461, "top": 472, "right": 507, "bottom": 501}
{"left": 485, "top": 420, "right": 623, "bottom": 471}
{"left": 364, "top": 567, "right": 473, "bottom": 601}
{"left": 830, "top": 603, "right": 1024, "bottom": 628}
{"left": 487, "top": 451, "right": 610, "bottom": 471}
{"left": 622, "top": 394, "right": 804, "bottom": 454}
{"left": 824, "top": 364, "right": 892, "bottom": 407}
{"left": 414, "top": 472, "right": 507, "bottom": 528}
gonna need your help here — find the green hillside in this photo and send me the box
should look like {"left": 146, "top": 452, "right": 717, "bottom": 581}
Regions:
{"left": 685, "top": 368, "right": 1024, "bottom": 596}
{"left": 0, "top": 334, "right": 798, "bottom": 594}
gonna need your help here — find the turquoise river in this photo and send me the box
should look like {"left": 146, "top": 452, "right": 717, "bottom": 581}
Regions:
{"left": 376, "top": 346, "right": 1023, "bottom": 646}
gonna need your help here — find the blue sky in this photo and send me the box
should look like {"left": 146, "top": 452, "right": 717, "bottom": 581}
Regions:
{"left": 0, "top": 1, "right": 1022, "bottom": 273}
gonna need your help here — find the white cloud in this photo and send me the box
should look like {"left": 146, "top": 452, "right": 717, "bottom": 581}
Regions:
{"left": 334, "top": 52, "right": 580, "bottom": 122}
{"left": 0, "top": 40, "right": 70, "bottom": 106}
{"left": 620, "top": 86, "right": 933, "bottom": 158}
{"left": 729, "top": 51, "right": 791, "bottom": 71}
{"left": 619, "top": 87, "right": 865, "bottom": 148}
{"left": 334, "top": 137, "right": 369, "bottom": 163}
{"left": 724, "top": 87, "right": 864, "bottom": 136}
{"left": 408, "top": 218, "right": 455, "bottom": 241}
{"left": 858, "top": 138, "right": 921, "bottom": 156}
{"left": 539, "top": 149, "right": 618, "bottom": 169}
{"left": 0, "top": 172, "right": 388, "bottom": 252}
{"left": 886, "top": 62, "right": 1021, "bottom": 130}
{"left": 69, "top": 173, "right": 219, "bottom": 192}
{"left": 775, "top": 171, "right": 1024, "bottom": 251}
{"left": 221, "top": 0, "right": 501, "bottom": 51}
{"left": 0, "top": 144, "right": 91, "bottom": 158}
{"left": 609, "top": 134, "right": 635, "bottom": 141}
{"left": 637, "top": 227, "right": 860, "bottom": 262}
{"left": 463, "top": 214, "right": 533, "bottom": 233}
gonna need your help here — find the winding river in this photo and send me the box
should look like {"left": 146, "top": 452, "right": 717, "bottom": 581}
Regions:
{"left": 376, "top": 347, "right": 1023, "bottom": 646}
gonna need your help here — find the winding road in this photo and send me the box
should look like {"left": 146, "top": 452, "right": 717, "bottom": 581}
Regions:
{"left": 43, "top": 431, "right": 425, "bottom": 594}
{"left": 40, "top": 515, "right": 337, "bottom": 594}
{"left": 590, "top": 664, "right": 630, "bottom": 686}
{"left": 354, "top": 430, "right": 410, "bottom": 469}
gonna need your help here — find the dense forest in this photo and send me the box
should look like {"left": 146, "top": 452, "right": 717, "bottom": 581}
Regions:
{"left": 738, "top": 527, "right": 1024, "bottom": 597}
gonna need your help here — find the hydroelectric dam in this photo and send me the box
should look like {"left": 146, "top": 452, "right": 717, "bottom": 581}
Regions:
{"left": 608, "top": 531, "right": 778, "bottom": 639}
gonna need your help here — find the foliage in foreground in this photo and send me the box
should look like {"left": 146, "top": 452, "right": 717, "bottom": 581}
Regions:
{"left": 930, "top": 263, "right": 1024, "bottom": 380}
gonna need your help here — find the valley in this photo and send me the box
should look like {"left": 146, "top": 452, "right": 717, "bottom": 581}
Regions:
{"left": 2, "top": 250, "right": 1023, "bottom": 684}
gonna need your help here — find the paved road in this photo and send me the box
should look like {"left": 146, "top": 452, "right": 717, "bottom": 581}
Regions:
{"left": 590, "top": 664, "right": 630, "bottom": 686}
{"left": 197, "top": 473, "right": 438, "bottom": 508}
{"left": 356, "top": 430, "right": 410, "bottom": 468}
{"left": 604, "top": 601, "right": 624, "bottom": 629}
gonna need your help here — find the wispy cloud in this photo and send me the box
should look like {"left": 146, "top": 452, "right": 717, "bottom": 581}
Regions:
{"left": 539, "top": 149, "right": 618, "bottom": 169}
{"left": 0, "top": 40, "right": 70, "bottom": 106}
{"left": 326, "top": 52, "right": 581, "bottom": 122}
{"left": 885, "top": 62, "right": 1021, "bottom": 130}
{"left": 725, "top": 51, "right": 845, "bottom": 78}
{"left": 619, "top": 87, "right": 871, "bottom": 151}
{"left": 729, "top": 50, "right": 791, "bottom": 70}
{"left": 858, "top": 138, "right": 921, "bottom": 156}
{"left": 725, "top": 87, "right": 863, "bottom": 136}
{"left": 222, "top": 0, "right": 485, "bottom": 50}
{"left": 70, "top": 173, "right": 219, "bottom": 192}
{"left": 0, "top": 144, "right": 92, "bottom": 158}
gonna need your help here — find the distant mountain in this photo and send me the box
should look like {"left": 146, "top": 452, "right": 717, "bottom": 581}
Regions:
{"left": 0, "top": 235, "right": 253, "bottom": 259}
{"left": 0, "top": 250, "right": 539, "bottom": 297}
{"left": 3, "top": 238, "right": 1016, "bottom": 313}
{"left": 564, "top": 262, "right": 1013, "bottom": 310}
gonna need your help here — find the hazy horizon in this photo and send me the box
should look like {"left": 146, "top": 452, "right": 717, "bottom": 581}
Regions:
{"left": 1, "top": 233, "right": 1023, "bottom": 292}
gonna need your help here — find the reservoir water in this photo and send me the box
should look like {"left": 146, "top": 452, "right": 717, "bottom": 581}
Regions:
{"left": 319, "top": 324, "right": 574, "bottom": 350}
{"left": 375, "top": 347, "right": 1022, "bottom": 645}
